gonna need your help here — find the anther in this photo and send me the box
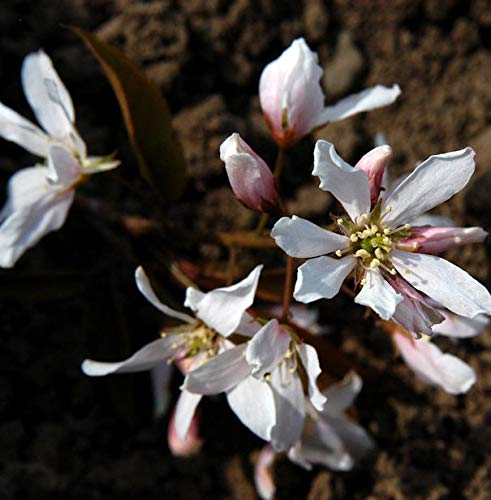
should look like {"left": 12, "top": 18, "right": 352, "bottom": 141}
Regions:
{"left": 350, "top": 234, "right": 359, "bottom": 242}
{"left": 335, "top": 250, "right": 343, "bottom": 257}
{"left": 369, "top": 258, "right": 381, "bottom": 268}
{"left": 166, "top": 358, "right": 174, "bottom": 365}
{"left": 171, "top": 342, "right": 178, "bottom": 349}
{"left": 337, "top": 218, "right": 344, "bottom": 225}
{"left": 360, "top": 213, "right": 369, "bottom": 221}
{"left": 385, "top": 205, "right": 392, "bottom": 212}
{"left": 390, "top": 268, "right": 397, "bottom": 275}
{"left": 375, "top": 248, "right": 385, "bottom": 261}
{"left": 404, "top": 224, "right": 411, "bottom": 230}
{"left": 360, "top": 278, "right": 367, "bottom": 286}
{"left": 355, "top": 249, "right": 371, "bottom": 259}
{"left": 412, "top": 242, "right": 418, "bottom": 250}
{"left": 264, "top": 374, "right": 272, "bottom": 382}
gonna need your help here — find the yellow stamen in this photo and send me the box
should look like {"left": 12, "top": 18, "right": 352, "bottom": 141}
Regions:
{"left": 355, "top": 249, "right": 371, "bottom": 259}
{"left": 335, "top": 250, "right": 343, "bottom": 257}
{"left": 369, "top": 258, "right": 381, "bottom": 268}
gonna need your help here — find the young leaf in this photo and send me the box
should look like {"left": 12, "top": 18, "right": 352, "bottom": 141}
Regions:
{"left": 71, "top": 27, "right": 187, "bottom": 202}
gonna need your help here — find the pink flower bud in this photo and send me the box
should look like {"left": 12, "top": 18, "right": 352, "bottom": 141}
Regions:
{"left": 220, "top": 133, "right": 279, "bottom": 212}
{"left": 402, "top": 226, "right": 487, "bottom": 254}
{"left": 259, "top": 38, "right": 324, "bottom": 147}
{"left": 254, "top": 444, "right": 276, "bottom": 500}
{"left": 355, "top": 145, "right": 392, "bottom": 203}
{"left": 167, "top": 405, "right": 203, "bottom": 457}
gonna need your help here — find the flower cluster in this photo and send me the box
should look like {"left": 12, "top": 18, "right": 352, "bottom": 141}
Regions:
{"left": 1, "top": 37, "right": 490, "bottom": 500}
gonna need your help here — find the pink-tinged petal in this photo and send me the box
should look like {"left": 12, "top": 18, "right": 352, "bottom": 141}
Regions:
{"left": 226, "top": 375, "right": 276, "bottom": 441}
{"left": 0, "top": 102, "right": 49, "bottom": 156}
{"left": 271, "top": 215, "right": 349, "bottom": 258}
{"left": 297, "top": 343, "right": 326, "bottom": 411}
{"left": 321, "top": 371, "right": 363, "bottom": 416}
{"left": 135, "top": 267, "right": 195, "bottom": 323}
{"left": 168, "top": 404, "right": 203, "bottom": 457}
{"left": 0, "top": 187, "right": 74, "bottom": 268}
{"left": 354, "top": 269, "right": 403, "bottom": 320}
{"left": 392, "top": 250, "right": 491, "bottom": 318}
{"left": 46, "top": 145, "right": 82, "bottom": 187}
{"left": 390, "top": 277, "right": 445, "bottom": 336}
{"left": 294, "top": 255, "right": 355, "bottom": 303}
{"left": 246, "top": 320, "right": 290, "bottom": 378}
{"left": 150, "top": 361, "right": 173, "bottom": 417}
{"left": 191, "top": 265, "right": 263, "bottom": 337}
{"left": 181, "top": 344, "right": 250, "bottom": 395}
{"left": 393, "top": 331, "right": 476, "bottom": 394}
{"left": 21, "top": 50, "right": 76, "bottom": 141}
{"left": 259, "top": 38, "right": 324, "bottom": 145}
{"left": 81, "top": 336, "right": 181, "bottom": 376}
{"left": 313, "top": 140, "right": 371, "bottom": 222}
{"left": 174, "top": 390, "right": 202, "bottom": 442}
{"left": 401, "top": 226, "right": 487, "bottom": 255}
{"left": 220, "top": 133, "right": 278, "bottom": 212}
{"left": 270, "top": 365, "right": 306, "bottom": 452}
{"left": 316, "top": 84, "right": 401, "bottom": 126}
{"left": 383, "top": 148, "right": 476, "bottom": 228}
{"left": 432, "top": 311, "right": 489, "bottom": 339}
{"left": 254, "top": 445, "right": 277, "bottom": 500}
{"left": 354, "top": 145, "right": 393, "bottom": 203}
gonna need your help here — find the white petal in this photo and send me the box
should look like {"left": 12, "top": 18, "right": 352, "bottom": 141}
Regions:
{"left": 313, "top": 140, "right": 371, "bottom": 222}
{"left": 393, "top": 332, "right": 476, "bottom": 394}
{"left": 150, "top": 361, "right": 173, "bottom": 418}
{"left": 270, "top": 365, "right": 306, "bottom": 452}
{"left": 246, "top": 319, "right": 291, "bottom": 377}
{"left": 271, "top": 215, "right": 349, "bottom": 258}
{"left": 316, "top": 84, "right": 401, "bottom": 125}
{"left": 354, "top": 269, "right": 403, "bottom": 320}
{"left": 0, "top": 102, "right": 49, "bottom": 156}
{"left": 432, "top": 311, "right": 489, "bottom": 339}
{"left": 321, "top": 371, "right": 363, "bottom": 416}
{"left": 181, "top": 344, "right": 250, "bottom": 395}
{"left": 235, "top": 311, "right": 262, "bottom": 338}
{"left": 226, "top": 375, "right": 276, "bottom": 441}
{"left": 297, "top": 343, "right": 326, "bottom": 411}
{"left": 135, "top": 267, "right": 194, "bottom": 323}
{"left": 294, "top": 255, "right": 355, "bottom": 303}
{"left": 392, "top": 250, "right": 491, "bottom": 318}
{"left": 21, "top": 50, "right": 75, "bottom": 140}
{"left": 0, "top": 188, "right": 74, "bottom": 268}
{"left": 174, "top": 390, "right": 202, "bottom": 442}
{"left": 191, "top": 265, "right": 262, "bottom": 337}
{"left": 383, "top": 148, "right": 476, "bottom": 227}
{"left": 46, "top": 145, "right": 82, "bottom": 187}
{"left": 81, "top": 337, "right": 180, "bottom": 376}
{"left": 410, "top": 214, "right": 454, "bottom": 227}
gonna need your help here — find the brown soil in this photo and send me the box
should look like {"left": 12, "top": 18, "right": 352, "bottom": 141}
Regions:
{"left": 0, "top": 0, "right": 490, "bottom": 499}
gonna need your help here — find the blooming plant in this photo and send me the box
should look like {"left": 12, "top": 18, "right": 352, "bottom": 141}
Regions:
{"left": 1, "top": 34, "right": 490, "bottom": 500}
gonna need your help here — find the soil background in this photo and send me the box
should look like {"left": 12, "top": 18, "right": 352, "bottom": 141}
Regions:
{"left": 1, "top": 0, "right": 491, "bottom": 499}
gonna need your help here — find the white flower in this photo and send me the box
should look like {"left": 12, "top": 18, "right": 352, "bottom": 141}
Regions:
{"left": 272, "top": 141, "right": 491, "bottom": 329}
{"left": 0, "top": 50, "right": 119, "bottom": 267}
{"left": 82, "top": 265, "right": 263, "bottom": 442}
{"left": 259, "top": 38, "right": 401, "bottom": 147}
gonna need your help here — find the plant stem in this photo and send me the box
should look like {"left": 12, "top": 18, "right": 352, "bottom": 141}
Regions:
{"left": 280, "top": 256, "right": 294, "bottom": 321}
{"left": 255, "top": 212, "right": 269, "bottom": 236}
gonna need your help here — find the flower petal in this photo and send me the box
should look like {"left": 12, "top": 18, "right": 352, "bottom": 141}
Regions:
{"left": 226, "top": 375, "right": 276, "bottom": 441}
{"left": 46, "top": 145, "right": 82, "bottom": 187}
{"left": 270, "top": 365, "right": 305, "bottom": 452}
{"left": 181, "top": 344, "right": 250, "bottom": 395}
{"left": 135, "top": 267, "right": 195, "bottom": 323}
{"left": 254, "top": 445, "right": 276, "bottom": 500}
{"left": 383, "top": 148, "right": 476, "bottom": 227}
{"left": 271, "top": 215, "right": 349, "bottom": 258}
{"left": 354, "top": 145, "right": 393, "bottom": 204}
{"left": 354, "top": 269, "right": 403, "bottom": 320}
{"left": 321, "top": 371, "right": 363, "bottom": 416}
{"left": 0, "top": 102, "right": 49, "bottom": 156}
{"left": 150, "top": 361, "right": 173, "bottom": 417}
{"left": 316, "top": 84, "right": 401, "bottom": 126}
{"left": 174, "top": 390, "right": 202, "bottom": 442}
{"left": 297, "top": 343, "right": 326, "bottom": 411}
{"left": 81, "top": 337, "right": 180, "bottom": 376}
{"left": 246, "top": 319, "right": 290, "bottom": 378}
{"left": 313, "top": 140, "right": 371, "bottom": 222}
{"left": 190, "top": 265, "right": 263, "bottom": 337}
{"left": 393, "top": 331, "right": 476, "bottom": 394}
{"left": 392, "top": 250, "right": 491, "bottom": 318}
{"left": 294, "top": 255, "right": 355, "bottom": 303}
{"left": 432, "top": 311, "right": 489, "bottom": 339}
{"left": 168, "top": 401, "right": 202, "bottom": 457}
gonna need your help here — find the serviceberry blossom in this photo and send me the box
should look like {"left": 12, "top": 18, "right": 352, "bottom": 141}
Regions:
{"left": 220, "top": 133, "right": 278, "bottom": 212}
{"left": 0, "top": 50, "right": 118, "bottom": 267}
{"left": 259, "top": 38, "right": 401, "bottom": 147}
{"left": 82, "top": 265, "right": 263, "bottom": 443}
{"left": 272, "top": 141, "right": 491, "bottom": 332}
{"left": 183, "top": 317, "right": 326, "bottom": 451}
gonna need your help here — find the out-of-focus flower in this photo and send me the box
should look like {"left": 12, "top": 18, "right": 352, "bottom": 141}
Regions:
{"left": 272, "top": 142, "right": 491, "bottom": 332}
{"left": 259, "top": 38, "right": 400, "bottom": 147}
{"left": 0, "top": 50, "right": 118, "bottom": 267}
{"left": 82, "top": 265, "right": 263, "bottom": 442}
{"left": 220, "top": 133, "right": 278, "bottom": 212}
{"left": 167, "top": 405, "right": 203, "bottom": 457}
{"left": 254, "top": 444, "right": 276, "bottom": 500}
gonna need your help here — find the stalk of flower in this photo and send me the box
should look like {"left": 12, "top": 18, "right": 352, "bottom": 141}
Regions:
{"left": 272, "top": 141, "right": 491, "bottom": 334}
{"left": 82, "top": 265, "right": 264, "bottom": 442}
{"left": 259, "top": 38, "right": 401, "bottom": 148}
{"left": 0, "top": 50, "right": 119, "bottom": 267}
